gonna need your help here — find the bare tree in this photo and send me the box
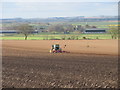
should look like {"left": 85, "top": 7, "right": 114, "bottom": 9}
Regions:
{"left": 15, "top": 24, "right": 35, "bottom": 40}
{"left": 48, "top": 24, "right": 64, "bottom": 33}
{"left": 91, "top": 26, "right": 97, "bottom": 28}
{"left": 109, "top": 27, "right": 119, "bottom": 39}
{"left": 85, "top": 24, "right": 91, "bottom": 28}
{"left": 77, "top": 25, "right": 85, "bottom": 33}
{"left": 64, "top": 24, "right": 74, "bottom": 33}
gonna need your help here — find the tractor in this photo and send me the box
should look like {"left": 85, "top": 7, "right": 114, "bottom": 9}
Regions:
{"left": 49, "top": 44, "right": 62, "bottom": 53}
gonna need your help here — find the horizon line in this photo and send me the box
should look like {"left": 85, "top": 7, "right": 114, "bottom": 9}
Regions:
{"left": 0, "top": 15, "right": 118, "bottom": 19}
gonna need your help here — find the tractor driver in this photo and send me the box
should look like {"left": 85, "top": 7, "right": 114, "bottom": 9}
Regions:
{"left": 52, "top": 45, "right": 54, "bottom": 50}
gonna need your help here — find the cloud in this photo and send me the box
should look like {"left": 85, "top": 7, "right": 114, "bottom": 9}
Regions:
{"left": 1, "top": 2, "right": 118, "bottom": 18}
{"left": 9, "top": 2, "right": 80, "bottom": 12}
{"left": 0, "top": 3, "right": 2, "bottom": 18}
{"left": 97, "top": 3, "right": 118, "bottom": 11}
{"left": 1, "top": 0, "right": 119, "bottom": 2}
{"left": 13, "top": 2, "right": 40, "bottom": 12}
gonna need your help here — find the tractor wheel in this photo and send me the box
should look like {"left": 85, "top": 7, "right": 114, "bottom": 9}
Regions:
{"left": 49, "top": 49, "right": 53, "bottom": 53}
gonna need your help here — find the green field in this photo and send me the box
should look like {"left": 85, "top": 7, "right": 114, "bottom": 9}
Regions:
{"left": 50, "top": 21, "right": 118, "bottom": 28}
{"left": 1, "top": 21, "right": 118, "bottom": 29}
{"left": 0, "top": 21, "right": 118, "bottom": 40}
{"left": 1, "top": 33, "right": 113, "bottom": 40}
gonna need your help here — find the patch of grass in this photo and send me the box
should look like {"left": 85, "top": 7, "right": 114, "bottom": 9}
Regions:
{"left": 1, "top": 33, "right": 113, "bottom": 40}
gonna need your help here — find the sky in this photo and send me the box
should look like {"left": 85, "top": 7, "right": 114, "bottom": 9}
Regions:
{"left": 0, "top": 0, "right": 119, "bottom": 19}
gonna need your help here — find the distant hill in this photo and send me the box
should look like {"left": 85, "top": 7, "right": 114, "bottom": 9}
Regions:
{"left": 0, "top": 16, "right": 118, "bottom": 23}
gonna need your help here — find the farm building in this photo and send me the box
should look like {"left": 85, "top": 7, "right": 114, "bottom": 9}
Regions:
{"left": 0, "top": 30, "right": 38, "bottom": 34}
{"left": 0, "top": 30, "right": 20, "bottom": 33}
{"left": 34, "top": 26, "right": 49, "bottom": 33}
{"left": 83, "top": 28, "right": 107, "bottom": 33}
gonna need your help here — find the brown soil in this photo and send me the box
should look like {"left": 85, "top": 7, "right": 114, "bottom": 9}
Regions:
{"left": 2, "top": 40, "right": 118, "bottom": 88}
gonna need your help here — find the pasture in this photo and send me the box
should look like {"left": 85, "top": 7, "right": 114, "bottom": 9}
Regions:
{"left": 50, "top": 21, "right": 118, "bottom": 28}
{"left": 1, "top": 33, "right": 112, "bottom": 40}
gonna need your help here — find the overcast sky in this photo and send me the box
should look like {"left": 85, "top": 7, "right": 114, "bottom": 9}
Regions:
{"left": 1, "top": 0, "right": 118, "bottom": 19}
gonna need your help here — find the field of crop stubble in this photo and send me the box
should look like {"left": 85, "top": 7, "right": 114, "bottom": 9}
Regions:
{"left": 2, "top": 40, "right": 118, "bottom": 88}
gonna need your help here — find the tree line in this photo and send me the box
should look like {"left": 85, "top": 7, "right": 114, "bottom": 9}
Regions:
{"left": 10, "top": 23, "right": 119, "bottom": 40}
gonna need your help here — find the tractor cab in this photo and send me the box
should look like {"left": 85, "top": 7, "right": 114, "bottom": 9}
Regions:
{"left": 52, "top": 44, "right": 60, "bottom": 50}
{"left": 50, "top": 44, "right": 62, "bottom": 53}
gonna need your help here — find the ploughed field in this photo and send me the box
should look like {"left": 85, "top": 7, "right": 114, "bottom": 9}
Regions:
{"left": 2, "top": 40, "right": 118, "bottom": 88}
